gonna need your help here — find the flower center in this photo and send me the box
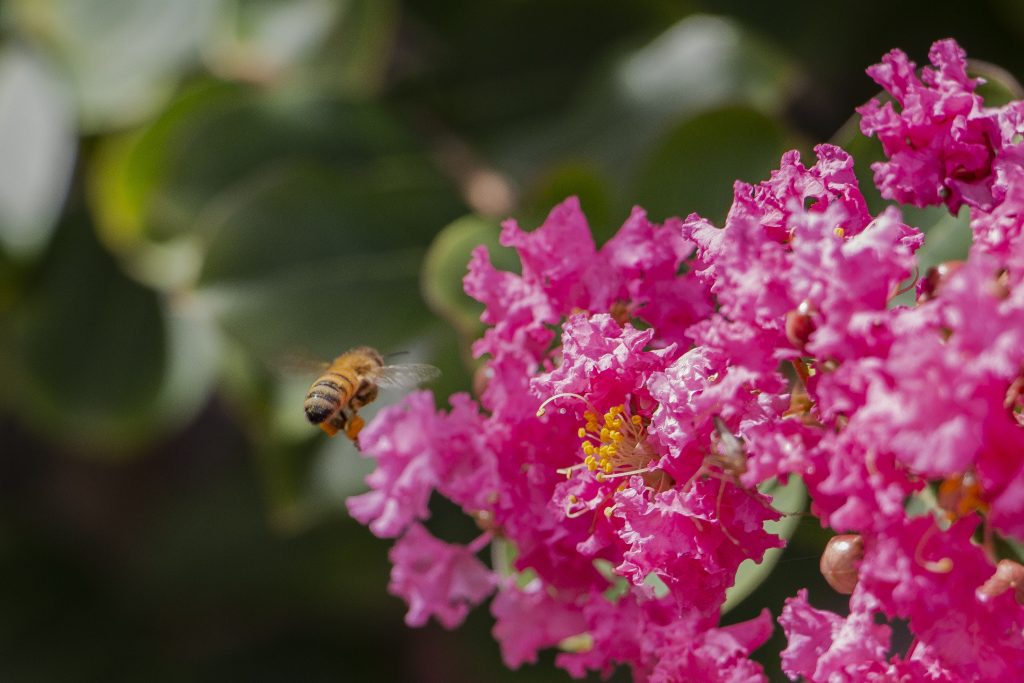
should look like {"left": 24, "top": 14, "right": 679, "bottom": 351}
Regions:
{"left": 578, "top": 405, "right": 656, "bottom": 478}
{"left": 538, "top": 394, "right": 668, "bottom": 491}
{"left": 938, "top": 471, "right": 987, "bottom": 520}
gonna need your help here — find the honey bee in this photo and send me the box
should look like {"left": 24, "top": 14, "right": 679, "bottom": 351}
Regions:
{"left": 303, "top": 346, "right": 440, "bottom": 441}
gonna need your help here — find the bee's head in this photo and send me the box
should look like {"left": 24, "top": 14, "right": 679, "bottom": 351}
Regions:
{"left": 351, "top": 346, "right": 385, "bottom": 369}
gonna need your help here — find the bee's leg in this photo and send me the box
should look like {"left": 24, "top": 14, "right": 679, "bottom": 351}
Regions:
{"left": 322, "top": 410, "right": 349, "bottom": 438}
{"left": 345, "top": 413, "right": 366, "bottom": 442}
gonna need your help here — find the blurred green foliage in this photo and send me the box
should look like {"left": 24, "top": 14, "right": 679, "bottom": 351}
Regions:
{"left": 0, "top": 0, "right": 1021, "bottom": 680}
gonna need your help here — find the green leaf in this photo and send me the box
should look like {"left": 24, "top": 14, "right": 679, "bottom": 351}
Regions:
{"left": 831, "top": 116, "right": 888, "bottom": 215}
{"left": 2, "top": 214, "right": 215, "bottom": 454}
{"left": 971, "top": 59, "right": 1024, "bottom": 108}
{"left": 202, "top": 0, "right": 343, "bottom": 84}
{"left": 611, "top": 14, "right": 794, "bottom": 118}
{"left": 305, "top": 0, "right": 400, "bottom": 97}
{"left": 193, "top": 161, "right": 440, "bottom": 365}
{"left": 88, "top": 81, "right": 240, "bottom": 258}
{"left": 913, "top": 207, "right": 972, "bottom": 269}
{"left": 0, "top": 48, "right": 76, "bottom": 260}
{"left": 632, "top": 105, "right": 794, "bottom": 224}
{"left": 7, "top": 0, "right": 220, "bottom": 131}
{"left": 522, "top": 163, "right": 617, "bottom": 243}
{"left": 90, "top": 89, "right": 460, "bottom": 290}
{"left": 200, "top": 0, "right": 399, "bottom": 95}
{"left": 421, "top": 215, "right": 505, "bottom": 346}
{"left": 496, "top": 14, "right": 798, "bottom": 192}
{"left": 149, "top": 94, "right": 423, "bottom": 242}
{"left": 722, "top": 475, "right": 807, "bottom": 613}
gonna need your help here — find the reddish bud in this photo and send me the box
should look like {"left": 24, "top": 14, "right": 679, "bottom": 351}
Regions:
{"left": 821, "top": 534, "right": 864, "bottom": 594}
{"left": 993, "top": 269, "right": 1011, "bottom": 299}
{"left": 473, "top": 363, "right": 492, "bottom": 398}
{"left": 785, "top": 301, "right": 815, "bottom": 349}
{"left": 917, "top": 261, "right": 964, "bottom": 303}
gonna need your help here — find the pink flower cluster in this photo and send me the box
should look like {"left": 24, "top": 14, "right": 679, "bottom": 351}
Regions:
{"left": 346, "top": 38, "right": 1024, "bottom": 681}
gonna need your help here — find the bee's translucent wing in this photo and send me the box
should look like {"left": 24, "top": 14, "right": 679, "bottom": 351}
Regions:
{"left": 278, "top": 350, "right": 329, "bottom": 375}
{"left": 372, "top": 363, "right": 442, "bottom": 388}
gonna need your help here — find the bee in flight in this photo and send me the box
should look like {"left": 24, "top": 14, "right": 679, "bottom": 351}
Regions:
{"left": 304, "top": 346, "right": 440, "bottom": 442}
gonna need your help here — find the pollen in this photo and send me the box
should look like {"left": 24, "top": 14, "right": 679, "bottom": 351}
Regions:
{"left": 575, "top": 403, "right": 659, "bottom": 482}
{"left": 543, "top": 394, "right": 670, "bottom": 491}
{"left": 834, "top": 226, "right": 846, "bottom": 239}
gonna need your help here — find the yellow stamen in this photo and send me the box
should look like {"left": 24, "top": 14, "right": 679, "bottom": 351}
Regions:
{"left": 563, "top": 402, "right": 665, "bottom": 491}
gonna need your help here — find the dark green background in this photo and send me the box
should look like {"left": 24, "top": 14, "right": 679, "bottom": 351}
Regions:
{"left": 0, "top": 1, "right": 1010, "bottom": 680}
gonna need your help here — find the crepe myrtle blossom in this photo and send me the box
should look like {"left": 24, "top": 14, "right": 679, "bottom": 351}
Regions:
{"left": 858, "top": 38, "right": 1024, "bottom": 215}
{"left": 341, "top": 38, "right": 1024, "bottom": 682}
{"left": 350, "top": 200, "right": 783, "bottom": 679}
{"left": 858, "top": 37, "right": 1024, "bottom": 263}
{"left": 781, "top": 518, "right": 1024, "bottom": 681}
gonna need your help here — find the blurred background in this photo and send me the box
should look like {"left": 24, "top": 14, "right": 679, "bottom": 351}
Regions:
{"left": 0, "top": 1, "right": 1019, "bottom": 680}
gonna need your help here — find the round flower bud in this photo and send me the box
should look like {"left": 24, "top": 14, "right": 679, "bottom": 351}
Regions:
{"left": 820, "top": 534, "right": 864, "bottom": 594}
{"left": 473, "top": 363, "right": 493, "bottom": 398}
{"left": 917, "top": 261, "right": 964, "bottom": 303}
{"left": 785, "top": 300, "right": 815, "bottom": 349}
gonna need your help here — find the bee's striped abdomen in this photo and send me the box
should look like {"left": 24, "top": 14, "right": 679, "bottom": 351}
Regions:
{"left": 304, "top": 371, "right": 355, "bottom": 424}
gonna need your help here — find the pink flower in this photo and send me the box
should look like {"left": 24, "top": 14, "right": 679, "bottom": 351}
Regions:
{"left": 805, "top": 430, "right": 919, "bottom": 532}
{"left": 688, "top": 145, "right": 920, "bottom": 365}
{"left": 858, "top": 39, "right": 1002, "bottom": 212}
{"left": 614, "top": 476, "right": 782, "bottom": 613}
{"left": 387, "top": 523, "right": 495, "bottom": 629}
{"left": 346, "top": 391, "right": 496, "bottom": 538}
{"left": 490, "top": 579, "right": 587, "bottom": 669}
{"left": 778, "top": 589, "right": 956, "bottom": 682}
{"left": 498, "top": 198, "right": 605, "bottom": 315}
{"left": 552, "top": 592, "right": 774, "bottom": 682}
{"left": 856, "top": 518, "right": 1024, "bottom": 678}
{"left": 345, "top": 391, "right": 440, "bottom": 537}
{"left": 601, "top": 210, "right": 712, "bottom": 345}
{"left": 531, "top": 313, "right": 675, "bottom": 409}
{"left": 344, "top": 38, "right": 1024, "bottom": 679}
{"left": 644, "top": 608, "right": 774, "bottom": 683}
{"left": 466, "top": 198, "right": 710, "bottom": 387}
{"left": 813, "top": 256, "right": 1024, "bottom": 536}
{"left": 972, "top": 158, "right": 1024, "bottom": 258}
{"left": 779, "top": 589, "right": 845, "bottom": 679}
